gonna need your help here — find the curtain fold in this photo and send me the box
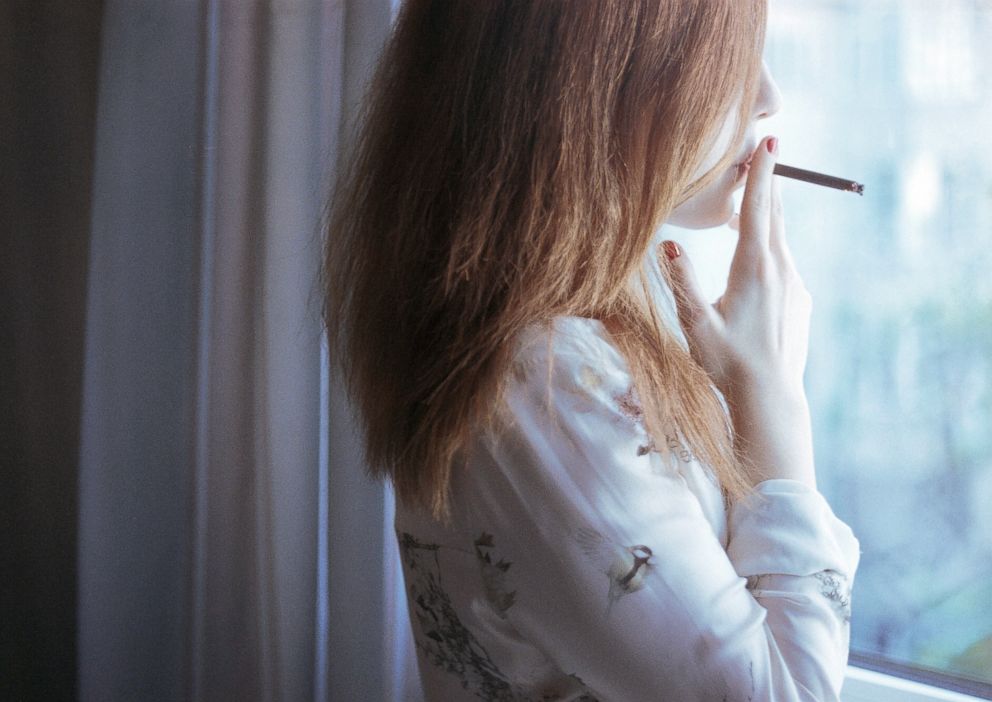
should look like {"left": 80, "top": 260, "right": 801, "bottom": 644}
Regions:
{"left": 79, "top": 1, "right": 204, "bottom": 698}
{"left": 77, "top": 1, "right": 400, "bottom": 700}
{"left": 323, "top": 1, "right": 423, "bottom": 699}
{"left": 189, "top": 2, "right": 324, "bottom": 698}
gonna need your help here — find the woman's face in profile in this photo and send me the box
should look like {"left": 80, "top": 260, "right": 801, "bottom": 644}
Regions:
{"left": 667, "top": 61, "right": 783, "bottom": 229}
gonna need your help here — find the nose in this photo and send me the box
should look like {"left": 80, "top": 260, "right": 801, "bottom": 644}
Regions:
{"left": 755, "top": 61, "right": 783, "bottom": 120}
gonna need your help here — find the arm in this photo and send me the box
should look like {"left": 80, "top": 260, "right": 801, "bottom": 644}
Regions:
{"left": 466, "top": 324, "right": 858, "bottom": 701}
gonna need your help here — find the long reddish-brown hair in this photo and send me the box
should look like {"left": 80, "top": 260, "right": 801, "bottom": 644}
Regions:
{"left": 325, "top": 0, "right": 767, "bottom": 519}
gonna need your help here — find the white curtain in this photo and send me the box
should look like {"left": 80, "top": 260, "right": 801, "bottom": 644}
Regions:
{"left": 77, "top": 1, "right": 417, "bottom": 700}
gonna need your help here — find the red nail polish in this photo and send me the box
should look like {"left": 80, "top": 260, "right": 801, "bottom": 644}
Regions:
{"left": 662, "top": 241, "right": 681, "bottom": 261}
{"left": 766, "top": 137, "right": 778, "bottom": 155}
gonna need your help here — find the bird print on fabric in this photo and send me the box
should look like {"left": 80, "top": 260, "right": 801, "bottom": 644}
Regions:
{"left": 574, "top": 526, "right": 654, "bottom": 616}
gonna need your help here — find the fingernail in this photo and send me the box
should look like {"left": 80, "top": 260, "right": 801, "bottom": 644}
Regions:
{"left": 662, "top": 241, "right": 682, "bottom": 261}
{"left": 766, "top": 136, "right": 778, "bottom": 155}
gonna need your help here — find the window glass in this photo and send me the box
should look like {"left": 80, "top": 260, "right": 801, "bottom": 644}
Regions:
{"left": 762, "top": 0, "right": 992, "bottom": 694}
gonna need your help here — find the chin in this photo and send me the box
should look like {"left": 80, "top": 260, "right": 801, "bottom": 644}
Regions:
{"left": 666, "top": 193, "right": 735, "bottom": 229}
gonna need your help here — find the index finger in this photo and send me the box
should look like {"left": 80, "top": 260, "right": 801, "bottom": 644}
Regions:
{"left": 739, "top": 136, "right": 778, "bottom": 254}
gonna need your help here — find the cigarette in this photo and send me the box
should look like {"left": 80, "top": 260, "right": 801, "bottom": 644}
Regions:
{"left": 773, "top": 163, "right": 865, "bottom": 196}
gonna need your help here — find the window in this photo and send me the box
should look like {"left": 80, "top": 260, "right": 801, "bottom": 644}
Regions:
{"left": 686, "top": 1, "right": 992, "bottom": 698}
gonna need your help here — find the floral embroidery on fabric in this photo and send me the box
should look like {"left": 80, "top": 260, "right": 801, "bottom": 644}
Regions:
{"left": 814, "top": 570, "right": 853, "bottom": 623}
{"left": 474, "top": 532, "right": 517, "bottom": 618}
{"left": 612, "top": 386, "right": 659, "bottom": 455}
{"left": 664, "top": 431, "right": 696, "bottom": 464}
{"left": 398, "top": 531, "right": 523, "bottom": 700}
{"left": 614, "top": 386, "right": 644, "bottom": 424}
{"left": 575, "top": 527, "right": 654, "bottom": 616}
{"left": 748, "top": 571, "right": 853, "bottom": 625}
{"left": 399, "top": 531, "right": 600, "bottom": 701}
{"left": 665, "top": 428, "right": 722, "bottom": 492}
{"left": 611, "top": 387, "right": 709, "bottom": 470}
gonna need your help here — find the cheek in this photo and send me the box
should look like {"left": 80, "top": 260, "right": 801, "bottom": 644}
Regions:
{"left": 666, "top": 171, "right": 737, "bottom": 229}
{"left": 667, "top": 107, "right": 742, "bottom": 230}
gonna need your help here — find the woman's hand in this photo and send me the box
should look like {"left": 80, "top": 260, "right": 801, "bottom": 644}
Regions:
{"left": 661, "top": 136, "right": 816, "bottom": 488}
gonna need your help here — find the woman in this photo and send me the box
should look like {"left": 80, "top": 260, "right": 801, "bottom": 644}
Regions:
{"left": 325, "top": 1, "right": 859, "bottom": 700}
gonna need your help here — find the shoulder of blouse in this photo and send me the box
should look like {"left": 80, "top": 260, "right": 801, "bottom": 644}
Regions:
{"left": 486, "top": 315, "right": 659, "bottom": 455}
{"left": 508, "top": 316, "right": 631, "bottom": 393}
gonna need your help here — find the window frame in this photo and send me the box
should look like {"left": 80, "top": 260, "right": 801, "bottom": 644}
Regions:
{"left": 849, "top": 651, "right": 992, "bottom": 701}
{"left": 844, "top": 666, "right": 989, "bottom": 702}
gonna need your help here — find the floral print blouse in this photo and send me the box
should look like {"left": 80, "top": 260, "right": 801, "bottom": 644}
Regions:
{"left": 395, "top": 316, "right": 860, "bottom": 701}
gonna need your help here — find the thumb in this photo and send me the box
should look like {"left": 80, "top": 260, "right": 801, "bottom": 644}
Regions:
{"left": 659, "top": 240, "right": 714, "bottom": 337}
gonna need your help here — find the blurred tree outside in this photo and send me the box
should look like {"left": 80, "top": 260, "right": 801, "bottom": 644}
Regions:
{"left": 762, "top": 0, "right": 992, "bottom": 687}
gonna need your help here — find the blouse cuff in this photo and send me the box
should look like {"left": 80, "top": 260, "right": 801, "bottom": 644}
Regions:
{"left": 726, "top": 479, "right": 861, "bottom": 578}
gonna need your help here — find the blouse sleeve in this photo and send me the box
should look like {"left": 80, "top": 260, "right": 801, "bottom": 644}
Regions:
{"left": 466, "top": 322, "right": 860, "bottom": 702}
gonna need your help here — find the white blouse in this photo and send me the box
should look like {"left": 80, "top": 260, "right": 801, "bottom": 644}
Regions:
{"left": 395, "top": 316, "right": 860, "bottom": 702}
